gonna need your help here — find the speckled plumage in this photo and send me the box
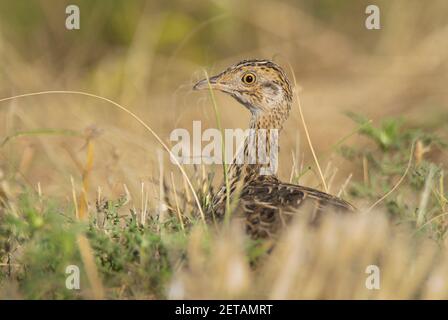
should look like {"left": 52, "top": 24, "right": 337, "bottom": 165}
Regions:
{"left": 194, "top": 59, "right": 355, "bottom": 238}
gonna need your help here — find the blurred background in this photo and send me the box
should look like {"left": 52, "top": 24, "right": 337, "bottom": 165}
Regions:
{"left": 2, "top": 0, "right": 448, "bottom": 300}
{"left": 0, "top": 0, "right": 447, "bottom": 203}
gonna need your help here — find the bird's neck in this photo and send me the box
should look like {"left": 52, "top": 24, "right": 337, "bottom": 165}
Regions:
{"left": 214, "top": 101, "right": 291, "bottom": 215}
{"left": 238, "top": 104, "right": 289, "bottom": 174}
{"left": 237, "top": 102, "right": 290, "bottom": 178}
{"left": 249, "top": 100, "right": 291, "bottom": 131}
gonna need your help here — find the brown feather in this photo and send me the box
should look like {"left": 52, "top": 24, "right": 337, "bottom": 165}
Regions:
{"left": 194, "top": 59, "right": 356, "bottom": 239}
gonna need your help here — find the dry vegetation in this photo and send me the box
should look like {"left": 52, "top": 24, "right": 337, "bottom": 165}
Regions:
{"left": 0, "top": 0, "right": 448, "bottom": 299}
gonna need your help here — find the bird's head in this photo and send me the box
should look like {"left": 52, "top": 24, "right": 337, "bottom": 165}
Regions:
{"left": 193, "top": 59, "right": 292, "bottom": 115}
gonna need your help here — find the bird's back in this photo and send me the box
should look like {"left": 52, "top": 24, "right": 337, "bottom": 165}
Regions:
{"left": 235, "top": 176, "right": 356, "bottom": 239}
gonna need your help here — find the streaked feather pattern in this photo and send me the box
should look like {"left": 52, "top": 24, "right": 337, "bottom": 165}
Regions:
{"left": 194, "top": 59, "right": 356, "bottom": 238}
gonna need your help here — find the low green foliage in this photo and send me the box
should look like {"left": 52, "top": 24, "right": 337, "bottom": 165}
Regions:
{"left": 339, "top": 113, "right": 447, "bottom": 241}
{"left": 0, "top": 115, "right": 447, "bottom": 298}
{"left": 0, "top": 194, "right": 190, "bottom": 299}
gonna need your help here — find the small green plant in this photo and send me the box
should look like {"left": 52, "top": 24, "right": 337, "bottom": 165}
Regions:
{"left": 339, "top": 113, "right": 448, "bottom": 242}
{"left": 0, "top": 192, "right": 190, "bottom": 299}
{"left": 1, "top": 114, "right": 447, "bottom": 299}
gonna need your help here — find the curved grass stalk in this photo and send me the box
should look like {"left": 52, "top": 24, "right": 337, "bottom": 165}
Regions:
{"left": 0, "top": 90, "right": 206, "bottom": 223}
{"left": 365, "top": 140, "right": 416, "bottom": 213}
{"left": 413, "top": 211, "right": 448, "bottom": 236}
{"left": 287, "top": 64, "right": 328, "bottom": 193}
{"left": 203, "top": 71, "right": 231, "bottom": 223}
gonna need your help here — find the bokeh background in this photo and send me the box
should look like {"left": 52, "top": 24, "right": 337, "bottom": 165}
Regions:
{"left": 1, "top": 0, "right": 447, "bottom": 200}
{"left": 1, "top": 0, "right": 448, "bottom": 300}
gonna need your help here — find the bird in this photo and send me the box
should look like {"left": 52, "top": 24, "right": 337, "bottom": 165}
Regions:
{"left": 193, "top": 59, "right": 355, "bottom": 239}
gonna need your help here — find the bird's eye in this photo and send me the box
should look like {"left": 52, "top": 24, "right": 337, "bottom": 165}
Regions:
{"left": 242, "top": 73, "right": 256, "bottom": 85}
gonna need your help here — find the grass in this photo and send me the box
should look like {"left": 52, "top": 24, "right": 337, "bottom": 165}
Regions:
{"left": 1, "top": 114, "right": 447, "bottom": 299}
{"left": 290, "top": 64, "right": 328, "bottom": 193}
{"left": 203, "top": 70, "right": 231, "bottom": 223}
{"left": 0, "top": 91, "right": 206, "bottom": 224}
{"left": 1, "top": 0, "right": 448, "bottom": 300}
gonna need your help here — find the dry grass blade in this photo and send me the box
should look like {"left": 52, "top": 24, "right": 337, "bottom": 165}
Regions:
{"left": 417, "top": 165, "right": 436, "bottom": 227}
{"left": 365, "top": 140, "right": 416, "bottom": 213}
{"left": 77, "top": 234, "right": 105, "bottom": 299}
{"left": 287, "top": 64, "right": 328, "bottom": 193}
{"left": 203, "top": 71, "right": 231, "bottom": 222}
{"left": 414, "top": 212, "right": 448, "bottom": 235}
{"left": 72, "top": 133, "right": 104, "bottom": 298}
{"left": 78, "top": 137, "right": 94, "bottom": 220}
{"left": 171, "top": 171, "right": 185, "bottom": 232}
{"left": 70, "top": 176, "right": 79, "bottom": 220}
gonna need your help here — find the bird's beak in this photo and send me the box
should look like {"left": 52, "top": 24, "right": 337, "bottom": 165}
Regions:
{"left": 193, "top": 74, "right": 220, "bottom": 91}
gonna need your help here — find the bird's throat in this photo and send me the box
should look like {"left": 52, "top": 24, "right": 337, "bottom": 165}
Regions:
{"left": 227, "top": 102, "right": 291, "bottom": 190}
{"left": 212, "top": 97, "right": 291, "bottom": 217}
